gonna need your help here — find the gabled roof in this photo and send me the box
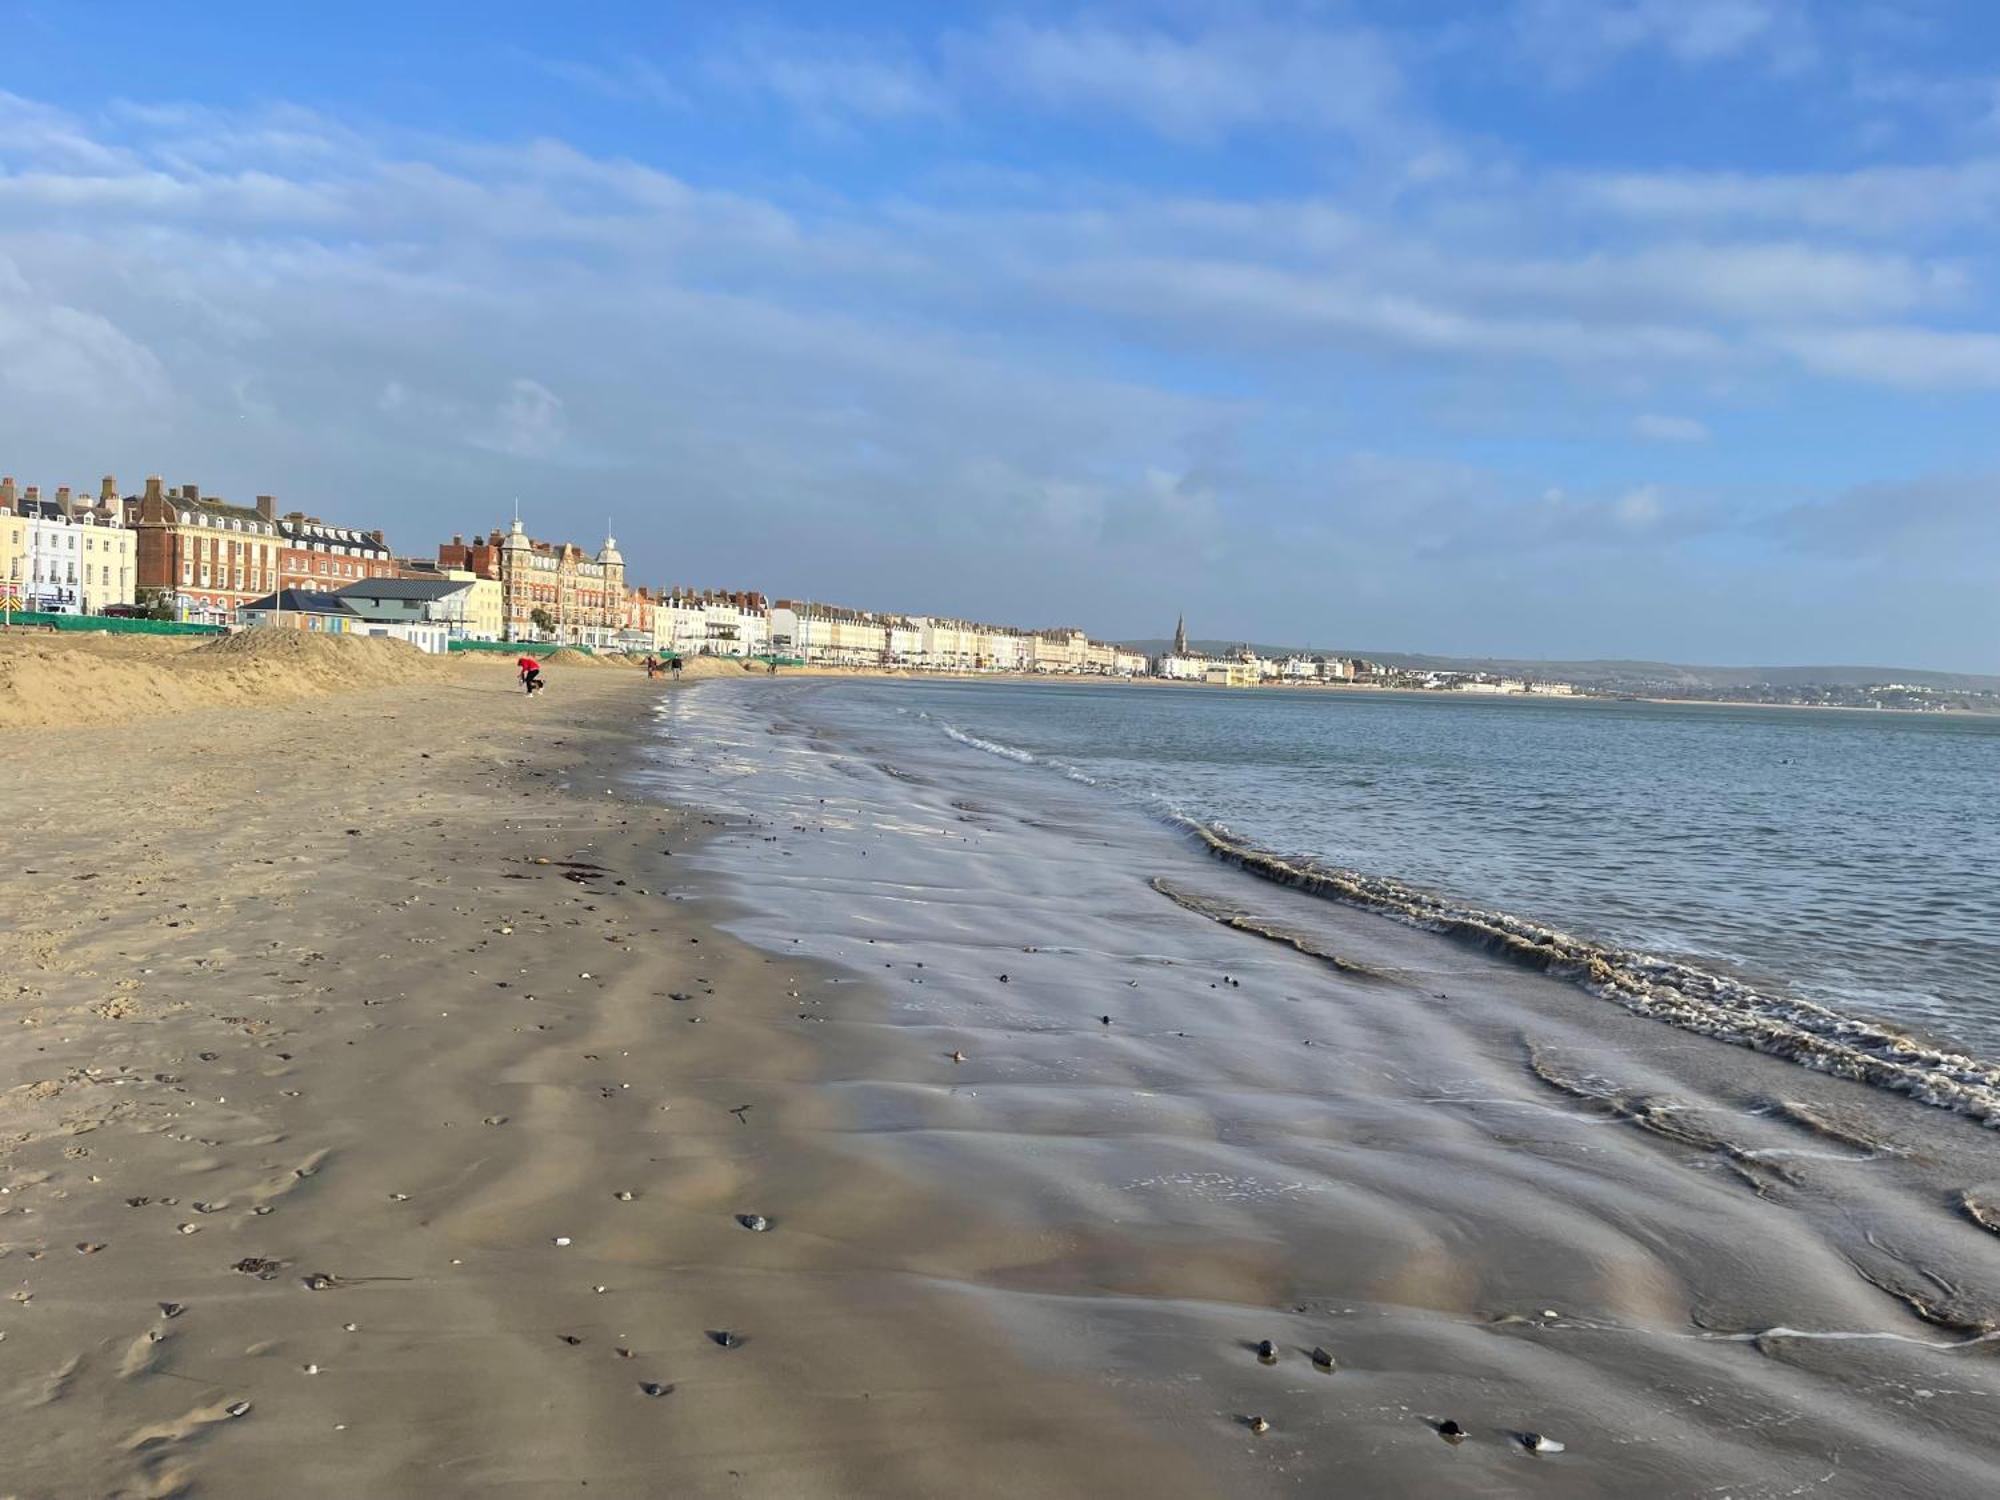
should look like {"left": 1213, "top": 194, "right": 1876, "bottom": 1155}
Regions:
{"left": 241, "top": 589, "right": 357, "bottom": 615}
{"left": 332, "top": 577, "right": 472, "bottom": 601}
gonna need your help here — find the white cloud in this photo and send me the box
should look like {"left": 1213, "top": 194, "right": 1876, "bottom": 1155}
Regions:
{"left": 1513, "top": 0, "right": 1815, "bottom": 80}
{"left": 478, "top": 379, "right": 568, "bottom": 458}
{"left": 705, "top": 30, "right": 949, "bottom": 125}
{"left": 1635, "top": 413, "right": 1712, "bottom": 443}
{"left": 1571, "top": 159, "right": 2000, "bottom": 236}
{"left": 1772, "top": 325, "right": 2000, "bottom": 387}
{"left": 961, "top": 18, "right": 1412, "bottom": 144}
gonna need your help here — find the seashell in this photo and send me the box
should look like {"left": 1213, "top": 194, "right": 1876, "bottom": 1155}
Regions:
{"left": 737, "top": 1214, "right": 770, "bottom": 1232}
{"left": 1254, "top": 1339, "right": 1277, "bottom": 1364}
{"left": 75, "top": 1242, "right": 105, "bottom": 1255}
{"left": 159, "top": 1302, "right": 186, "bottom": 1319}
{"left": 708, "top": 1330, "right": 741, "bottom": 1348}
{"left": 301, "top": 1272, "right": 339, "bottom": 1291}
{"left": 614, "top": 1190, "right": 636, "bottom": 1202}
{"left": 949, "top": 1050, "right": 966, "bottom": 1063}
{"left": 1247, "top": 1416, "right": 1269, "bottom": 1434}
{"left": 1310, "top": 1347, "right": 1335, "bottom": 1371}
{"left": 615, "top": 1347, "right": 634, "bottom": 1359}
{"left": 225, "top": 1401, "right": 252, "bottom": 1418}
{"left": 126, "top": 1196, "right": 150, "bottom": 1208}
{"left": 552, "top": 1236, "right": 572, "bottom": 1247}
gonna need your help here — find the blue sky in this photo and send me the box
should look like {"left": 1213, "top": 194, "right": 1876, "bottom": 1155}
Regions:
{"left": 3, "top": 1, "right": 1999, "bottom": 668}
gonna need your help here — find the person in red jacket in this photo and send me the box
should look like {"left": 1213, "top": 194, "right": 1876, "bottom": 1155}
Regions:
{"left": 516, "top": 654, "right": 543, "bottom": 694}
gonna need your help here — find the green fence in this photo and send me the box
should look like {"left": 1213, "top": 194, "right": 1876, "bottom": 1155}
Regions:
{"left": 448, "top": 639, "right": 596, "bottom": 656}
{"left": 0, "top": 609, "right": 224, "bottom": 637}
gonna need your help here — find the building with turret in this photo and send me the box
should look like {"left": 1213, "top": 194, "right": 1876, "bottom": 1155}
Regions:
{"left": 436, "top": 519, "right": 629, "bottom": 645}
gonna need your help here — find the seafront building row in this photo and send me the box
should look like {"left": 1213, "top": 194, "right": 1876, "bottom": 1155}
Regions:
{"left": 0, "top": 475, "right": 1153, "bottom": 675}
{"left": 1, "top": 472, "right": 1576, "bottom": 692}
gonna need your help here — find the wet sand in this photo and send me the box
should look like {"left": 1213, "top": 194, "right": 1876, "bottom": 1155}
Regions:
{"left": 639, "top": 678, "right": 2000, "bottom": 1498}
{"left": 0, "top": 666, "right": 1215, "bottom": 1498}
{"left": 7, "top": 662, "right": 2000, "bottom": 1497}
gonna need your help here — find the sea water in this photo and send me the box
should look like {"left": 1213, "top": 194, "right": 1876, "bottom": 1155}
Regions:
{"left": 813, "top": 680, "right": 2000, "bottom": 1058}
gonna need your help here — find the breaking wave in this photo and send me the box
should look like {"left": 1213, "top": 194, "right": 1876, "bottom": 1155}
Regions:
{"left": 1173, "top": 816, "right": 2000, "bottom": 1128}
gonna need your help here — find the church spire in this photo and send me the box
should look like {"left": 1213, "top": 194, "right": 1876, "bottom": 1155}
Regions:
{"left": 1173, "top": 613, "right": 1189, "bottom": 656}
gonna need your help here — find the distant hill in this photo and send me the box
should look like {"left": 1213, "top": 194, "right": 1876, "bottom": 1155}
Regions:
{"left": 1115, "top": 640, "right": 2000, "bottom": 695}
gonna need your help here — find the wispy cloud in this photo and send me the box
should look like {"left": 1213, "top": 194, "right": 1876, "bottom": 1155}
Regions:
{"left": 1635, "top": 413, "right": 1712, "bottom": 443}
{"left": 1511, "top": 0, "right": 1817, "bottom": 81}
{"left": 959, "top": 17, "right": 1413, "bottom": 145}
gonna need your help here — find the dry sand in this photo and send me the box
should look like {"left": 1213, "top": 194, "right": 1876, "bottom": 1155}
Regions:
{"left": 0, "top": 641, "right": 1214, "bottom": 1498}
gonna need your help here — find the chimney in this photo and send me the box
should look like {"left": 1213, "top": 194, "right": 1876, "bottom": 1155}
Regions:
{"left": 55, "top": 485, "right": 72, "bottom": 515}
{"left": 0, "top": 477, "right": 14, "bottom": 508}
{"left": 101, "top": 475, "right": 117, "bottom": 503}
{"left": 370, "top": 529, "right": 384, "bottom": 544}
{"left": 452, "top": 534, "right": 463, "bottom": 547}
{"left": 145, "top": 475, "right": 164, "bottom": 504}
{"left": 24, "top": 485, "right": 39, "bottom": 503}
{"left": 256, "top": 494, "right": 276, "bottom": 521}
{"left": 180, "top": 484, "right": 200, "bottom": 502}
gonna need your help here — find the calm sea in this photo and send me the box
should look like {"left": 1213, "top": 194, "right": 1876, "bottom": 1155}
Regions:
{"left": 858, "top": 680, "right": 2000, "bottom": 1056}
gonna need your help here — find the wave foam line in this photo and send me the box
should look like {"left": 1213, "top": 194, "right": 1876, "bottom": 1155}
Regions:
{"left": 1175, "top": 817, "right": 2000, "bottom": 1128}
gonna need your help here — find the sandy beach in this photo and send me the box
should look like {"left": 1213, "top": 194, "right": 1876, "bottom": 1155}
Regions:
{"left": 5, "top": 637, "right": 2000, "bottom": 1497}
{"left": 0, "top": 644, "right": 1211, "bottom": 1498}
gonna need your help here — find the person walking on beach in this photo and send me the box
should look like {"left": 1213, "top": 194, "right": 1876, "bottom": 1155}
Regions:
{"left": 517, "top": 653, "right": 544, "bottom": 695}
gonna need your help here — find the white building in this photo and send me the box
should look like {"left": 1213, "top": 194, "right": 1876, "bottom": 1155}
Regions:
{"left": 1, "top": 480, "right": 136, "bottom": 615}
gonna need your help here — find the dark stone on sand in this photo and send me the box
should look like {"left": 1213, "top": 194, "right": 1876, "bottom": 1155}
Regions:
{"left": 640, "top": 1381, "right": 672, "bottom": 1397}
{"left": 737, "top": 1213, "right": 770, "bottom": 1232}
{"left": 1310, "top": 1347, "right": 1335, "bottom": 1371}
{"left": 559, "top": 1334, "right": 584, "bottom": 1345}
{"left": 1254, "top": 1339, "right": 1277, "bottom": 1364}
{"left": 1438, "top": 1419, "right": 1466, "bottom": 1441}
{"left": 708, "top": 1330, "right": 742, "bottom": 1348}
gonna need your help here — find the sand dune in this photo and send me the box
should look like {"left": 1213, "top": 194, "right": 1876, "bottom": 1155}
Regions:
{"left": 0, "top": 630, "right": 457, "bottom": 730}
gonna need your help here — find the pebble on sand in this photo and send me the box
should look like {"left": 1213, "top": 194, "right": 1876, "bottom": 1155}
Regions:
{"left": 709, "top": 1330, "right": 742, "bottom": 1348}
{"left": 1521, "top": 1432, "right": 1565, "bottom": 1454}
{"left": 1438, "top": 1419, "right": 1467, "bottom": 1442}
{"left": 640, "top": 1381, "right": 672, "bottom": 1397}
{"left": 1310, "top": 1346, "right": 1335, "bottom": 1371}
{"left": 737, "top": 1214, "right": 770, "bottom": 1232}
{"left": 1254, "top": 1339, "right": 1278, "bottom": 1364}
{"left": 1247, "top": 1416, "right": 1270, "bottom": 1434}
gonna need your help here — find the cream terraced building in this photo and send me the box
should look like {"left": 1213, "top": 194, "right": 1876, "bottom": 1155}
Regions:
{"left": 0, "top": 477, "right": 136, "bottom": 614}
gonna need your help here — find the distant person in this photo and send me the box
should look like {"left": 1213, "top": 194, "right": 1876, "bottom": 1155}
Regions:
{"left": 643, "top": 654, "right": 660, "bottom": 679}
{"left": 517, "top": 654, "right": 543, "bottom": 695}
{"left": 768, "top": 656, "right": 778, "bottom": 675}
{"left": 669, "top": 656, "right": 682, "bottom": 679}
